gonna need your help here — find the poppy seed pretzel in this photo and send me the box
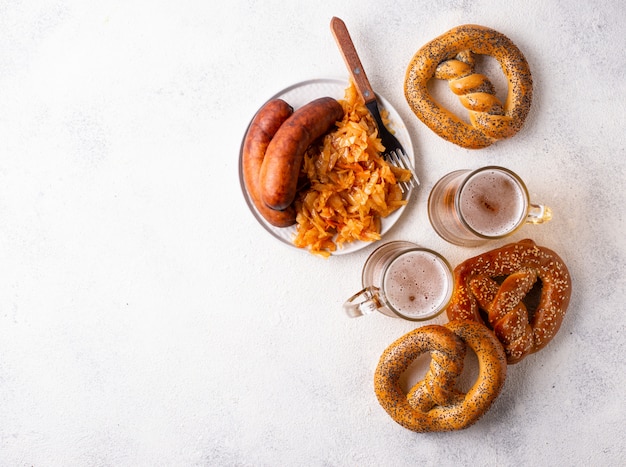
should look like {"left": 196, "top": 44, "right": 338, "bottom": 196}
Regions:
{"left": 404, "top": 24, "right": 533, "bottom": 149}
{"left": 374, "top": 320, "right": 507, "bottom": 432}
{"left": 447, "top": 239, "right": 572, "bottom": 364}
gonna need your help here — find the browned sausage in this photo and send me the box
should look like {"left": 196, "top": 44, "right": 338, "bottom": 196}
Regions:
{"left": 242, "top": 98, "right": 296, "bottom": 227}
{"left": 259, "top": 97, "right": 344, "bottom": 211}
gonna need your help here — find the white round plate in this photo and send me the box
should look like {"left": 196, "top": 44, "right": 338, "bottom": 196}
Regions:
{"left": 238, "top": 78, "right": 416, "bottom": 255}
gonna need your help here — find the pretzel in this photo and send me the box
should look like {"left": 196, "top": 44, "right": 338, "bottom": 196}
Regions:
{"left": 374, "top": 320, "right": 507, "bottom": 432}
{"left": 404, "top": 24, "right": 533, "bottom": 149}
{"left": 447, "top": 239, "right": 571, "bottom": 364}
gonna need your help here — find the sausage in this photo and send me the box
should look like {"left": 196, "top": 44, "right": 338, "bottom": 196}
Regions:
{"left": 259, "top": 97, "right": 344, "bottom": 211}
{"left": 242, "top": 98, "right": 296, "bottom": 227}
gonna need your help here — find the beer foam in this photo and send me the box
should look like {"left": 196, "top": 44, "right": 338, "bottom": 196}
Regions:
{"left": 459, "top": 169, "right": 527, "bottom": 236}
{"left": 382, "top": 250, "right": 451, "bottom": 318}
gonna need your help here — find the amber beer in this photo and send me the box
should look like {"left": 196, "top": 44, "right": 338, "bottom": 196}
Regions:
{"left": 344, "top": 241, "right": 453, "bottom": 321}
{"left": 381, "top": 248, "right": 453, "bottom": 319}
{"left": 428, "top": 166, "right": 551, "bottom": 247}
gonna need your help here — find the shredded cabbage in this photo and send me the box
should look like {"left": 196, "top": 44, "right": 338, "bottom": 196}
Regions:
{"left": 293, "top": 82, "right": 411, "bottom": 257}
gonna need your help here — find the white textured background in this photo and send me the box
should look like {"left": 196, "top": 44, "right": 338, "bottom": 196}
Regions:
{"left": 1, "top": 1, "right": 625, "bottom": 465}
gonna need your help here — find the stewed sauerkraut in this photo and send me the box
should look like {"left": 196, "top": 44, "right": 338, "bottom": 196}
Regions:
{"left": 293, "top": 82, "right": 411, "bottom": 257}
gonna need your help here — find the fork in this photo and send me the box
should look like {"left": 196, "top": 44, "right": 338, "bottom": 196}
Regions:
{"left": 330, "top": 17, "right": 418, "bottom": 194}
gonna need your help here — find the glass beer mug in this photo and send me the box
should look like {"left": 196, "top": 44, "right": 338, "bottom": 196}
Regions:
{"left": 343, "top": 241, "right": 454, "bottom": 321}
{"left": 428, "top": 166, "right": 552, "bottom": 247}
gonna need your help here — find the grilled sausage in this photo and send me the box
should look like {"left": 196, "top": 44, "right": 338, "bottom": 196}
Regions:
{"left": 242, "top": 98, "right": 296, "bottom": 227}
{"left": 259, "top": 97, "right": 344, "bottom": 211}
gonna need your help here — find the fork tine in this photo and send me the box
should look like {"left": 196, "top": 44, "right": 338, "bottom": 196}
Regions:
{"left": 387, "top": 149, "right": 418, "bottom": 194}
{"left": 386, "top": 151, "right": 406, "bottom": 194}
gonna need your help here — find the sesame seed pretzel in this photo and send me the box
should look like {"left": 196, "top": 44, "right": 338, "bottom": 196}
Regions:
{"left": 404, "top": 24, "right": 533, "bottom": 149}
{"left": 446, "top": 239, "right": 572, "bottom": 364}
{"left": 374, "top": 320, "right": 507, "bottom": 432}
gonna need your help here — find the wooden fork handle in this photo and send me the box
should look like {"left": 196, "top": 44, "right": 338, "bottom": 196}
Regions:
{"left": 330, "top": 17, "right": 376, "bottom": 105}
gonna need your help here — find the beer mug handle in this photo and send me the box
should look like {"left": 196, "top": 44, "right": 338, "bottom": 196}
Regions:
{"left": 343, "top": 287, "right": 381, "bottom": 318}
{"left": 526, "top": 203, "right": 552, "bottom": 225}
